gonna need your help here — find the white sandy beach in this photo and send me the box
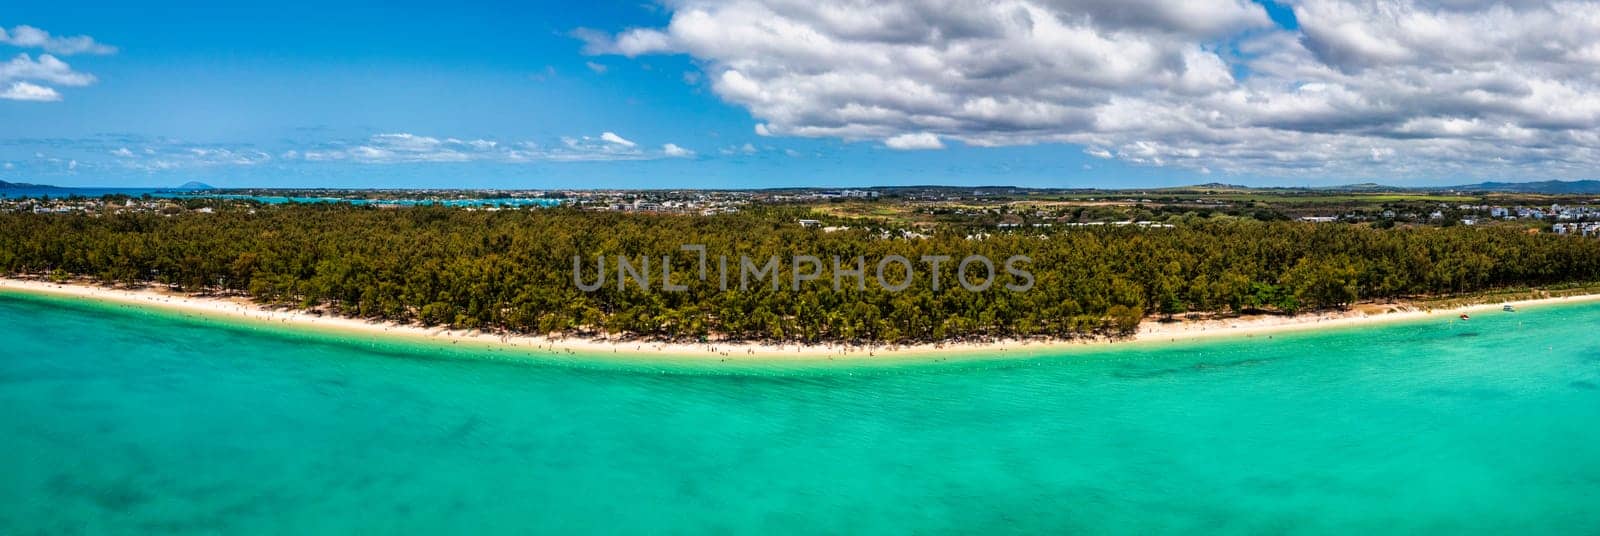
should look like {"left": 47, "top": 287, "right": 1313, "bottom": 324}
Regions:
{"left": 3, "top": 276, "right": 1597, "bottom": 361}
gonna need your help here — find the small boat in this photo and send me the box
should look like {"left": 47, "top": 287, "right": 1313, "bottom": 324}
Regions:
{"left": 1503, "top": 305, "right": 1516, "bottom": 312}
{"left": 1459, "top": 313, "right": 1471, "bottom": 320}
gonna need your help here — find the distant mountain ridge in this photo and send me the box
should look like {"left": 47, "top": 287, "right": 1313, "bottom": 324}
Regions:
{"left": 0, "top": 180, "right": 64, "bottom": 190}
{"left": 1441, "top": 180, "right": 1600, "bottom": 194}
{"left": 174, "top": 181, "right": 216, "bottom": 190}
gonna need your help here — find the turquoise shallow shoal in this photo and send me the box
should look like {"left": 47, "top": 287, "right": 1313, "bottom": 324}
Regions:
{"left": 1, "top": 292, "right": 1598, "bottom": 534}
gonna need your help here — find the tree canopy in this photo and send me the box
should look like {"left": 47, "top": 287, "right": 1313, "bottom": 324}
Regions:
{"left": 4, "top": 203, "right": 1597, "bottom": 344}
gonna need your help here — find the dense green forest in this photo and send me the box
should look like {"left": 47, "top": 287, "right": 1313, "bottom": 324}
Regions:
{"left": 4, "top": 204, "right": 1599, "bottom": 343}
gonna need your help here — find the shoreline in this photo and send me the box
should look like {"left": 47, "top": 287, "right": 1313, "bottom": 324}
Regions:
{"left": 3, "top": 276, "right": 1598, "bottom": 362}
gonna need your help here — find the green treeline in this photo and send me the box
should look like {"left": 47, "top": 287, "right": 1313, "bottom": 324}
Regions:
{"left": 3, "top": 204, "right": 1598, "bottom": 343}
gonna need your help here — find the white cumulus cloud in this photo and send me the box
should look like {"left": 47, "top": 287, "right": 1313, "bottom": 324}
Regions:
{"left": 0, "top": 53, "right": 95, "bottom": 86}
{"left": 0, "top": 25, "right": 117, "bottom": 55}
{"left": 0, "top": 25, "right": 112, "bottom": 102}
{"left": 884, "top": 132, "right": 944, "bottom": 150}
{"left": 0, "top": 52, "right": 99, "bottom": 102}
{"left": 662, "top": 143, "right": 694, "bottom": 157}
{"left": 289, "top": 132, "right": 685, "bottom": 164}
{"left": 0, "top": 81, "right": 59, "bottom": 101}
{"left": 580, "top": 0, "right": 1600, "bottom": 180}
{"left": 600, "top": 131, "right": 636, "bottom": 147}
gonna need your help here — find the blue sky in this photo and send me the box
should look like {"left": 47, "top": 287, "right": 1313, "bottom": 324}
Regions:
{"left": 3, "top": 1, "right": 1597, "bottom": 188}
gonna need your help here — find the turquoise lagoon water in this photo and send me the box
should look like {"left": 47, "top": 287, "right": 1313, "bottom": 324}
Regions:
{"left": 1, "top": 292, "right": 1598, "bottom": 534}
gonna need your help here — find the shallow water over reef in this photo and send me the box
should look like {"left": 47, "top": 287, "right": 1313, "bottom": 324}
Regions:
{"left": 1, "top": 292, "right": 1598, "bottom": 534}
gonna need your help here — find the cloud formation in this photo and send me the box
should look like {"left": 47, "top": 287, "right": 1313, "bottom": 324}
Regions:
{"left": 0, "top": 53, "right": 95, "bottom": 86}
{"left": 115, "top": 146, "right": 272, "bottom": 171}
{"left": 0, "top": 81, "right": 60, "bottom": 102}
{"left": 2, "top": 136, "right": 274, "bottom": 174}
{"left": 662, "top": 143, "right": 695, "bottom": 157}
{"left": 292, "top": 132, "right": 689, "bottom": 164}
{"left": 3, "top": 132, "right": 701, "bottom": 175}
{"left": 884, "top": 132, "right": 943, "bottom": 150}
{"left": 581, "top": 0, "right": 1600, "bottom": 179}
{"left": 600, "top": 131, "right": 635, "bottom": 147}
{"left": 0, "top": 25, "right": 113, "bottom": 101}
{"left": 0, "top": 25, "right": 117, "bottom": 55}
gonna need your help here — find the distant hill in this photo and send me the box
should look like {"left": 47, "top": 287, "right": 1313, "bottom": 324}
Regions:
{"left": 174, "top": 181, "right": 216, "bottom": 190}
{"left": 0, "top": 180, "right": 64, "bottom": 190}
{"left": 1329, "top": 182, "right": 1412, "bottom": 192}
{"left": 1186, "top": 182, "right": 1251, "bottom": 190}
{"left": 1443, "top": 180, "right": 1600, "bottom": 194}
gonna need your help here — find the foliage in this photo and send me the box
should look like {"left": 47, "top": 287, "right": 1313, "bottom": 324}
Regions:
{"left": 4, "top": 204, "right": 1598, "bottom": 343}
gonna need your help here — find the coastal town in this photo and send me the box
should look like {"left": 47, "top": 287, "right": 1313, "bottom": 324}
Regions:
{"left": 7, "top": 186, "right": 1600, "bottom": 238}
